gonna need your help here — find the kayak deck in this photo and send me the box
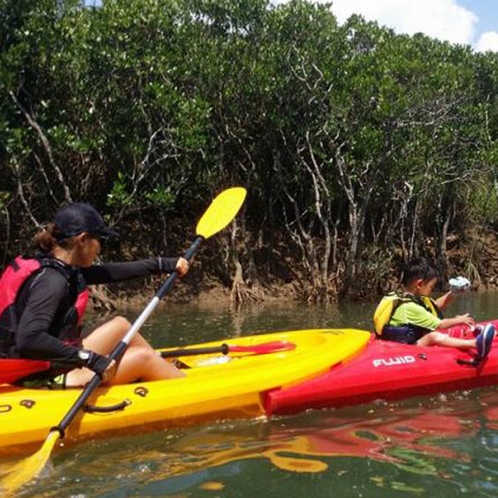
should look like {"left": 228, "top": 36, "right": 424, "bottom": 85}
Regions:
{"left": 267, "top": 323, "right": 498, "bottom": 415}
{"left": 0, "top": 328, "right": 370, "bottom": 452}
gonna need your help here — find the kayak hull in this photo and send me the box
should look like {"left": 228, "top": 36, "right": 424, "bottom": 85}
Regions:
{"left": 266, "top": 320, "right": 498, "bottom": 416}
{"left": 0, "top": 329, "right": 370, "bottom": 452}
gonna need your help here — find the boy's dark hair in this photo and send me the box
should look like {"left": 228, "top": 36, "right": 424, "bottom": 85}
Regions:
{"left": 401, "top": 257, "right": 439, "bottom": 286}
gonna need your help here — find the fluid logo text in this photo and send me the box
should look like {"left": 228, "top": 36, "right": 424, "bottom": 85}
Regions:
{"left": 373, "top": 356, "right": 416, "bottom": 368}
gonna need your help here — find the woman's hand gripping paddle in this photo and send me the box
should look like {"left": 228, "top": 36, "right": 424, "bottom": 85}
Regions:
{"left": 0, "top": 187, "right": 247, "bottom": 494}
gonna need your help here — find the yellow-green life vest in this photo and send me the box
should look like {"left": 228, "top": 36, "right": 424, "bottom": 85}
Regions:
{"left": 373, "top": 292, "right": 442, "bottom": 336}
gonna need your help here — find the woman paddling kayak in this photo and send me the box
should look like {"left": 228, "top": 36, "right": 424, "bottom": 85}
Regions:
{"left": 0, "top": 202, "right": 189, "bottom": 388}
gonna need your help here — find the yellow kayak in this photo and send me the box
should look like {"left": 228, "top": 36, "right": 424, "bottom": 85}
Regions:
{"left": 0, "top": 329, "right": 370, "bottom": 452}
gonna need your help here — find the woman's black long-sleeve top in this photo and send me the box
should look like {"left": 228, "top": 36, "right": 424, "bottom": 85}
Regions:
{"left": 9, "top": 257, "right": 178, "bottom": 368}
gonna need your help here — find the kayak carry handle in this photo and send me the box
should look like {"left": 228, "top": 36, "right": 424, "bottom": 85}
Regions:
{"left": 83, "top": 399, "right": 131, "bottom": 414}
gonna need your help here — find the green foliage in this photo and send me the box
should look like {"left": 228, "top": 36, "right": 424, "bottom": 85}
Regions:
{"left": 144, "top": 187, "right": 176, "bottom": 210}
{"left": 2, "top": 0, "right": 498, "bottom": 296}
{"left": 107, "top": 173, "right": 134, "bottom": 209}
{"left": 0, "top": 191, "right": 11, "bottom": 210}
{"left": 470, "top": 180, "right": 498, "bottom": 228}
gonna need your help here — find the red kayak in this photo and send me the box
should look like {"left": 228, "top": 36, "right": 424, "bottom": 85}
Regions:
{"left": 265, "top": 319, "right": 498, "bottom": 416}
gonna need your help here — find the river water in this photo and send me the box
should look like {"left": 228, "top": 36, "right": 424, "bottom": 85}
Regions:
{"left": 7, "top": 292, "right": 498, "bottom": 497}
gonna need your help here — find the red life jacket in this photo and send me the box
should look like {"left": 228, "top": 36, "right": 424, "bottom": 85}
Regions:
{"left": 0, "top": 256, "right": 89, "bottom": 345}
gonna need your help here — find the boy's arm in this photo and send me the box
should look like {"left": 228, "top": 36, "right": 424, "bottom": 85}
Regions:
{"left": 438, "top": 313, "right": 475, "bottom": 330}
{"left": 399, "top": 302, "right": 474, "bottom": 331}
{"left": 434, "top": 291, "right": 455, "bottom": 310}
{"left": 436, "top": 277, "right": 471, "bottom": 310}
{"left": 391, "top": 297, "right": 475, "bottom": 332}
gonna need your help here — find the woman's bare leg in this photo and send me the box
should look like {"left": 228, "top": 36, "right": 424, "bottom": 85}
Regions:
{"left": 65, "top": 316, "right": 184, "bottom": 387}
{"left": 108, "top": 348, "right": 185, "bottom": 384}
{"left": 82, "top": 316, "right": 155, "bottom": 354}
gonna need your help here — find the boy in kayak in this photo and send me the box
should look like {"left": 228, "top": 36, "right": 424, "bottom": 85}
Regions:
{"left": 373, "top": 257, "right": 495, "bottom": 361}
{"left": 0, "top": 202, "right": 189, "bottom": 387}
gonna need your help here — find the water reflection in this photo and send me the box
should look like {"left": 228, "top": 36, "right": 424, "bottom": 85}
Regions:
{"left": 14, "top": 390, "right": 498, "bottom": 497}
{"left": 158, "top": 399, "right": 476, "bottom": 478}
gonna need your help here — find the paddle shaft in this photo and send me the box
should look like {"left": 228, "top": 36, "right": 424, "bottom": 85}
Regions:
{"left": 1, "top": 188, "right": 246, "bottom": 495}
{"left": 161, "top": 344, "right": 230, "bottom": 358}
{"left": 53, "top": 237, "right": 203, "bottom": 436}
{"left": 160, "top": 341, "right": 295, "bottom": 358}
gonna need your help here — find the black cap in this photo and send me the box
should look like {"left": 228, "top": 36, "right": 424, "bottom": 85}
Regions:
{"left": 53, "top": 203, "right": 119, "bottom": 241}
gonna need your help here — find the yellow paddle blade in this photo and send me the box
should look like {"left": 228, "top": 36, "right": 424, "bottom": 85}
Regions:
{"left": 196, "top": 187, "right": 247, "bottom": 239}
{"left": 1, "top": 430, "right": 60, "bottom": 495}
